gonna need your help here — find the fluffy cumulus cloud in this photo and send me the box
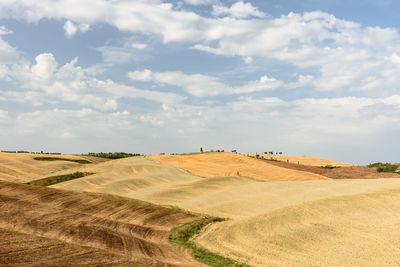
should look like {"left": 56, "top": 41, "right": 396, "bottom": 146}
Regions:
{"left": 128, "top": 69, "right": 284, "bottom": 97}
{"left": 1, "top": 53, "right": 184, "bottom": 109}
{"left": 0, "top": 1, "right": 399, "bottom": 95}
{"left": 63, "top": 20, "right": 90, "bottom": 38}
{"left": 212, "top": 1, "right": 266, "bottom": 18}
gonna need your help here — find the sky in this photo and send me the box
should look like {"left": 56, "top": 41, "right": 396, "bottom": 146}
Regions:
{"left": 0, "top": 0, "right": 400, "bottom": 164}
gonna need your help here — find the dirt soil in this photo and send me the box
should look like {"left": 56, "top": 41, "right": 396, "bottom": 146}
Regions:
{"left": 0, "top": 180, "right": 202, "bottom": 266}
{"left": 263, "top": 158, "right": 399, "bottom": 179}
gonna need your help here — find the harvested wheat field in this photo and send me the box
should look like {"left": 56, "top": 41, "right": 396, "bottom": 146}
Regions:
{"left": 264, "top": 158, "right": 400, "bottom": 179}
{"left": 254, "top": 154, "right": 353, "bottom": 167}
{"left": 149, "top": 153, "right": 328, "bottom": 181}
{"left": 0, "top": 180, "right": 202, "bottom": 266}
{"left": 50, "top": 154, "right": 400, "bottom": 266}
{"left": 4, "top": 152, "right": 400, "bottom": 266}
{"left": 50, "top": 156, "right": 202, "bottom": 194}
{"left": 0, "top": 152, "right": 107, "bottom": 183}
{"left": 196, "top": 186, "right": 400, "bottom": 266}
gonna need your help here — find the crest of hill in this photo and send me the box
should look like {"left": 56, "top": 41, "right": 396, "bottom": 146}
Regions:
{"left": 0, "top": 152, "right": 107, "bottom": 183}
{"left": 149, "top": 152, "right": 329, "bottom": 181}
{"left": 254, "top": 154, "right": 353, "bottom": 167}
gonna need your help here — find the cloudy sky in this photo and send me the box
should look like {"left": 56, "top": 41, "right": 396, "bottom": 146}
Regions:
{"left": 0, "top": 0, "right": 400, "bottom": 164}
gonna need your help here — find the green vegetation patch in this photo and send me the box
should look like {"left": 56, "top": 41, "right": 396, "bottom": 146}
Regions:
{"left": 85, "top": 152, "right": 141, "bottom": 159}
{"left": 320, "top": 165, "right": 340, "bottom": 170}
{"left": 26, "top": 172, "right": 95, "bottom": 186}
{"left": 368, "top": 162, "right": 399, "bottom": 173}
{"left": 169, "top": 216, "right": 251, "bottom": 267}
{"left": 33, "top": 157, "right": 91, "bottom": 164}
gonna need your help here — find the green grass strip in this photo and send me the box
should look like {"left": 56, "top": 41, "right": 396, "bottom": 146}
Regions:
{"left": 33, "top": 157, "right": 91, "bottom": 164}
{"left": 26, "top": 172, "right": 95, "bottom": 186}
{"left": 169, "top": 216, "right": 252, "bottom": 267}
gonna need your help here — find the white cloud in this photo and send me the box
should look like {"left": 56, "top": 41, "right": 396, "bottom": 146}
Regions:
{"left": 30, "top": 53, "right": 58, "bottom": 81}
{"left": 0, "top": 110, "right": 9, "bottom": 122}
{"left": 131, "top": 43, "right": 147, "bottom": 49}
{"left": 0, "top": 25, "right": 12, "bottom": 35}
{"left": 183, "top": 0, "right": 215, "bottom": 5}
{"left": 78, "top": 23, "right": 90, "bottom": 32}
{"left": 63, "top": 20, "right": 90, "bottom": 38}
{"left": 63, "top": 20, "right": 77, "bottom": 37}
{"left": 1, "top": 93, "right": 400, "bottom": 163}
{"left": 128, "top": 69, "right": 153, "bottom": 82}
{"left": 212, "top": 1, "right": 266, "bottom": 18}
{"left": 128, "top": 69, "right": 284, "bottom": 97}
{"left": 3, "top": 53, "right": 185, "bottom": 109}
{"left": 0, "top": 26, "right": 19, "bottom": 64}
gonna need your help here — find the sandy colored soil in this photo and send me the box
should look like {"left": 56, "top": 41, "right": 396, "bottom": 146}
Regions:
{"left": 49, "top": 155, "right": 400, "bottom": 266}
{"left": 149, "top": 153, "right": 328, "bottom": 181}
{"left": 196, "top": 187, "right": 400, "bottom": 266}
{"left": 255, "top": 154, "right": 353, "bottom": 167}
{"left": 264, "top": 158, "right": 400, "bottom": 179}
{"left": 0, "top": 228, "right": 137, "bottom": 267}
{"left": 0, "top": 180, "right": 202, "bottom": 266}
{"left": 6, "top": 152, "right": 400, "bottom": 266}
{"left": 0, "top": 152, "right": 107, "bottom": 183}
{"left": 50, "top": 156, "right": 202, "bottom": 194}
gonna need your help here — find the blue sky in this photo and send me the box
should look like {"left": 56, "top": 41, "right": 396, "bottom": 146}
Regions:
{"left": 0, "top": 0, "right": 400, "bottom": 164}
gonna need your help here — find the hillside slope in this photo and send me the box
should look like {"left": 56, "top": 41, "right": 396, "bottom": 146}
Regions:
{"left": 149, "top": 153, "right": 328, "bottom": 181}
{"left": 0, "top": 152, "right": 106, "bottom": 183}
{"left": 196, "top": 187, "right": 400, "bottom": 266}
{"left": 0, "top": 180, "right": 202, "bottom": 266}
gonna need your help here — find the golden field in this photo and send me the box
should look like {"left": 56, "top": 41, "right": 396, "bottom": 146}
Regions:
{"left": 2, "top": 151, "right": 400, "bottom": 266}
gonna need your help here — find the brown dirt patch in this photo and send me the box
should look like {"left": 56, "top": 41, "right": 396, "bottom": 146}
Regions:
{"left": 0, "top": 180, "right": 202, "bottom": 266}
{"left": 261, "top": 158, "right": 399, "bottom": 179}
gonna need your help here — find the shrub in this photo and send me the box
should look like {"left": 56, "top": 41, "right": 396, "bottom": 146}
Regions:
{"left": 86, "top": 152, "right": 141, "bottom": 159}
{"left": 368, "top": 162, "right": 399, "bottom": 173}
{"left": 320, "top": 165, "right": 340, "bottom": 170}
{"left": 33, "top": 157, "right": 91, "bottom": 164}
{"left": 27, "top": 172, "right": 94, "bottom": 186}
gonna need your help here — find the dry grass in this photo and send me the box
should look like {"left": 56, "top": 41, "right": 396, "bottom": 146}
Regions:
{"left": 0, "top": 152, "right": 103, "bottom": 183}
{"left": 255, "top": 154, "right": 353, "bottom": 167}
{"left": 149, "top": 153, "right": 328, "bottom": 181}
{"left": 6, "top": 152, "right": 400, "bottom": 266}
{"left": 264, "top": 158, "right": 400, "bottom": 179}
{"left": 196, "top": 188, "right": 400, "bottom": 266}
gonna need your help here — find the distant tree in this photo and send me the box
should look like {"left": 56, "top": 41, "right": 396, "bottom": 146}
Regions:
{"left": 232, "top": 150, "right": 237, "bottom": 153}
{"left": 279, "top": 152, "right": 283, "bottom": 155}
{"left": 269, "top": 151, "right": 273, "bottom": 155}
{"left": 200, "top": 147, "right": 203, "bottom": 153}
